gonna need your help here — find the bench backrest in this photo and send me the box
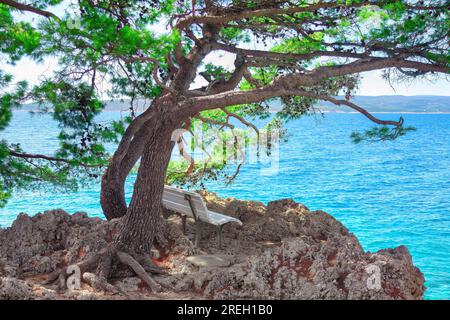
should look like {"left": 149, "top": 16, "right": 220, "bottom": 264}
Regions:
{"left": 162, "top": 186, "right": 209, "bottom": 221}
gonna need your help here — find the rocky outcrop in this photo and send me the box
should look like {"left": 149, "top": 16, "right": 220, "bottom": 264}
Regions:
{"left": 0, "top": 192, "right": 425, "bottom": 300}
{"left": 0, "top": 277, "right": 34, "bottom": 300}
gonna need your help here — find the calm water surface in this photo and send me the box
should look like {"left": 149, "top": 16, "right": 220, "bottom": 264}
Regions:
{"left": 1, "top": 111, "right": 449, "bottom": 300}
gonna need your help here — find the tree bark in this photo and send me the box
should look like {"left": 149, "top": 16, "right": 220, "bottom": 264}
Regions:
{"left": 100, "top": 102, "right": 167, "bottom": 220}
{"left": 100, "top": 164, "right": 129, "bottom": 220}
{"left": 114, "top": 114, "right": 178, "bottom": 254}
{"left": 100, "top": 129, "right": 148, "bottom": 220}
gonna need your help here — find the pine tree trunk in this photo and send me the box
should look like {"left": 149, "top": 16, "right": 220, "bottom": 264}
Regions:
{"left": 100, "top": 109, "right": 162, "bottom": 220}
{"left": 100, "top": 145, "right": 143, "bottom": 220}
{"left": 53, "top": 115, "right": 178, "bottom": 287}
{"left": 100, "top": 164, "right": 129, "bottom": 220}
{"left": 114, "top": 115, "right": 177, "bottom": 254}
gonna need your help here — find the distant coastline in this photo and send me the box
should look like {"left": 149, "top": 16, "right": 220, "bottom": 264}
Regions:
{"left": 319, "top": 111, "right": 450, "bottom": 114}
{"left": 307, "top": 95, "right": 450, "bottom": 113}
{"left": 17, "top": 95, "right": 450, "bottom": 114}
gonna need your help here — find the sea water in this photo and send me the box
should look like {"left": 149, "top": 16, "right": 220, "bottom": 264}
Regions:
{"left": 1, "top": 111, "right": 449, "bottom": 299}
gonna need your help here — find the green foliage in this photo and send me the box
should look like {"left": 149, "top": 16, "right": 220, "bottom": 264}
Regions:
{"left": 278, "top": 96, "right": 317, "bottom": 120}
{"left": 166, "top": 160, "right": 227, "bottom": 190}
{"left": 27, "top": 81, "right": 121, "bottom": 167}
{"left": 202, "top": 64, "right": 233, "bottom": 82}
{"left": 0, "top": 4, "right": 42, "bottom": 62}
{"left": 272, "top": 32, "right": 325, "bottom": 55}
{"left": 351, "top": 126, "right": 417, "bottom": 143}
{"left": 220, "top": 27, "right": 251, "bottom": 45}
{"left": 0, "top": 1, "right": 127, "bottom": 206}
{"left": 0, "top": 140, "right": 82, "bottom": 208}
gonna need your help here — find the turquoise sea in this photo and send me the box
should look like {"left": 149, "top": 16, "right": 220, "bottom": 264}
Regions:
{"left": 1, "top": 111, "right": 449, "bottom": 300}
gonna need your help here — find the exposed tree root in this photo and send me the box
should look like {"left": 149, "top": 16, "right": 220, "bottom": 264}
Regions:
{"left": 44, "top": 246, "right": 169, "bottom": 294}
{"left": 83, "top": 272, "right": 119, "bottom": 293}
{"left": 44, "top": 253, "right": 101, "bottom": 286}
{"left": 116, "top": 251, "right": 162, "bottom": 293}
{"left": 135, "top": 255, "right": 167, "bottom": 275}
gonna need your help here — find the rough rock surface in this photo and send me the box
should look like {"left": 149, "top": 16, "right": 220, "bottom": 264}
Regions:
{"left": 0, "top": 192, "right": 425, "bottom": 300}
{"left": 186, "top": 255, "right": 231, "bottom": 268}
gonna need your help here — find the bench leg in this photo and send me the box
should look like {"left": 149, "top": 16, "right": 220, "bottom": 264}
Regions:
{"left": 195, "top": 220, "right": 202, "bottom": 248}
{"left": 181, "top": 215, "right": 187, "bottom": 235}
{"left": 218, "top": 225, "right": 224, "bottom": 249}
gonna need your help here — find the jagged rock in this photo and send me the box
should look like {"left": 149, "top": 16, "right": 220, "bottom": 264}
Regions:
{"left": 65, "top": 290, "right": 101, "bottom": 300}
{"left": 0, "top": 210, "right": 111, "bottom": 274}
{"left": 0, "top": 193, "right": 425, "bottom": 300}
{"left": 35, "top": 286, "right": 60, "bottom": 300}
{"left": 193, "top": 271, "right": 213, "bottom": 291}
{"left": 204, "top": 238, "right": 424, "bottom": 300}
{"left": 0, "top": 259, "right": 18, "bottom": 277}
{"left": 0, "top": 277, "right": 34, "bottom": 300}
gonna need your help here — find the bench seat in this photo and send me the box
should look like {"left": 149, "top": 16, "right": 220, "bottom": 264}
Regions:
{"left": 207, "top": 211, "right": 242, "bottom": 226}
{"left": 162, "top": 185, "right": 242, "bottom": 248}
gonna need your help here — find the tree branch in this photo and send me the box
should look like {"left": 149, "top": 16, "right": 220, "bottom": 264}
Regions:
{"left": 0, "top": 0, "right": 59, "bottom": 20}
{"left": 8, "top": 149, "right": 99, "bottom": 168}
{"left": 176, "top": 2, "right": 346, "bottom": 29}
{"left": 184, "top": 57, "right": 449, "bottom": 115}
{"left": 196, "top": 54, "right": 249, "bottom": 95}
{"left": 196, "top": 115, "right": 235, "bottom": 129}
{"left": 176, "top": 1, "right": 444, "bottom": 30}
{"left": 121, "top": 56, "right": 177, "bottom": 94}
{"left": 212, "top": 42, "right": 371, "bottom": 61}
{"left": 289, "top": 91, "right": 404, "bottom": 127}
{"left": 222, "top": 109, "right": 260, "bottom": 138}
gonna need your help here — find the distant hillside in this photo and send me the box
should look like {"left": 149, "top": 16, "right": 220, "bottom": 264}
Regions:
{"left": 20, "top": 99, "right": 150, "bottom": 113}
{"left": 20, "top": 96, "right": 450, "bottom": 113}
{"left": 316, "top": 95, "right": 450, "bottom": 113}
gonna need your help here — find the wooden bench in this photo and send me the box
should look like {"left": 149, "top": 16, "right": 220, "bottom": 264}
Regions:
{"left": 162, "top": 185, "right": 242, "bottom": 248}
